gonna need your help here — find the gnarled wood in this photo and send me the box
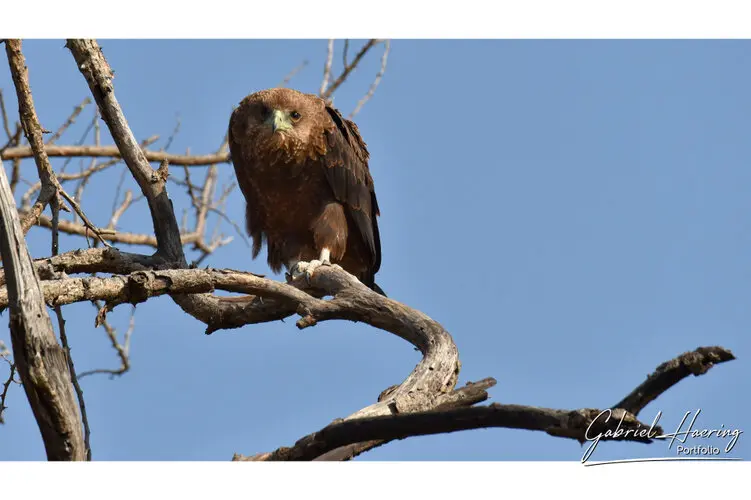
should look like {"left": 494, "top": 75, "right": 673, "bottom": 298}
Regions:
{"left": 238, "top": 346, "right": 734, "bottom": 461}
{"left": 66, "top": 39, "right": 185, "bottom": 264}
{"left": 0, "top": 154, "right": 84, "bottom": 460}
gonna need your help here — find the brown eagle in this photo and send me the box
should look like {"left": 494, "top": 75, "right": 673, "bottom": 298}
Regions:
{"left": 228, "top": 88, "right": 385, "bottom": 295}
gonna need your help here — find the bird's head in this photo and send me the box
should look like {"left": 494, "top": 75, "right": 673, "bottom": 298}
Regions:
{"left": 230, "top": 88, "right": 328, "bottom": 156}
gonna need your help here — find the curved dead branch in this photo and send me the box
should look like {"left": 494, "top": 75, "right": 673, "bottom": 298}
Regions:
{"left": 1, "top": 245, "right": 734, "bottom": 461}
{"left": 0, "top": 241, "right": 465, "bottom": 460}
{"left": 236, "top": 346, "right": 734, "bottom": 461}
{"left": 0, "top": 257, "right": 464, "bottom": 461}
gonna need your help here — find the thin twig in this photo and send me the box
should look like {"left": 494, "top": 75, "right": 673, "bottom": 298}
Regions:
{"left": 2, "top": 144, "right": 229, "bottom": 166}
{"left": 21, "top": 135, "right": 159, "bottom": 209}
{"left": 279, "top": 60, "right": 309, "bottom": 88}
{"left": 46, "top": 97, "right": 92, "bottom": 145}
{"left": 322, "top": 39, "right": 379, "bottom": 100}
{"left": 58, "top": 187, "right": 112, "bottom": 248}
{"left": 0, "top": 363, "right": 15, "bottom": 425}
{"left": 49, "top": 195, "right": 91, "bottom": 459}
{"left": 19, "top": 210, "right": 205, "bottom": 247}
{"left": 0, "top": 341, "right": 16, "bottom": 425}
{"left": 59, "top": 108, "right": 98, "bottom": 176}
{"left": 54, "top": 306, "right": 91, "bottom": 460}
{"left": 0, "top": 89, "right": 12, "bottom": 141}
{"left": 162, "top": 114, "right": 181, "bottom": 152}
{"left": 9, "top": 158, "right": 21, "bottom": 194}
{"left": 0, "top": 124, "right": 21, "bottom": 155}
{"left": 342, "top": 39, "right": 350, "bottom": 69}
{"left": 319, "top": 39, "right": 335, "bottom": 97}
{"left": 209, "top": 194, "right": 249, "bottom": 248}
{"left": 51, "top": 193, "right": 61, "bottom": 257}
{"left": 180, "top": 208, "right": 188, "bottom": 233}
{"left": 181, "top": 163, "right": 199, "bottom": 208}
{"left": 110, "top": 166, "right": 129, "bottom": 219}
{"left": 78, "top": 302, "right": 133, "bottom": 379}
{"left": 93, "top": 108, "right": 101, "bottom": 146}
{"left": 2, "top": 126, "right": 22, "bottom": 194}
{"left": 277, "top": 59, "right": 308, "bottom": 87}
{"left": 108, "top": 190, "right": 133, "bottom": 229}
{"left": 194, "top": 165, "right": 217, "bottom": 237}
{"left": 73, "top": 109, "right": 101, "bottom": 224}
{"left": 350, "top": 40, "right": 390, "bottom": 119}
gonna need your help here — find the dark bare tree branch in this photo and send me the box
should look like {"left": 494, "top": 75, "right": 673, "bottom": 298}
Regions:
{"left": 613, "top": 346, "right": 735, "bottom": 415}
{"left": 46, "top": 97, "right": 91, "bottom": 145}
{"left": 350, "top": 40, "right": 390, "bottom": 119}
{"left": 66, "top": 39, "right": 186, "bottom": 264}
{"left": 237, "top": 346, "right": 734, "bottom": 461}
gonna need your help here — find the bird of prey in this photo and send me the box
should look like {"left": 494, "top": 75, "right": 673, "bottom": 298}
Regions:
{"left": 228, "top": 88, "right": 385, "bottom": 295}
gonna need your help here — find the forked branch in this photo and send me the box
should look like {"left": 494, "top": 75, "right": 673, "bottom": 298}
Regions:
{"left": 66, "top": 39, "right": 185, "bottom": 264}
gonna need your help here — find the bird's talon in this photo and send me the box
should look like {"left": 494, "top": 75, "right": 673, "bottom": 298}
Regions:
{"left": 288, "top": 260, "right": 326, "bottom": 284}
{"left": 289, "top": 262, "right": 306, "bottom": 281}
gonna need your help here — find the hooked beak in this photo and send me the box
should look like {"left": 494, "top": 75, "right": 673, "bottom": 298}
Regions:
{"left": 269, "top": 109, "right": 292, "bottom": 133}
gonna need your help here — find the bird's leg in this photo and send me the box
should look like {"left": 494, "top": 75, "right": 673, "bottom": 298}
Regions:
{"left": 319, "top": 248, "right": 331, "bottom": 266}
{"left": 315, "top": 248, "right": 342, "bottom": 270}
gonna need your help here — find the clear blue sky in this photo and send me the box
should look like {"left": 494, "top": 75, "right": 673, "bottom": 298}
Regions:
{"left": 0, "top": 40, "right": 748, "bottom": 461}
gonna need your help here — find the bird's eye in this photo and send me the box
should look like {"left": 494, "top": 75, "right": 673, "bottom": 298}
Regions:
{"left": 290, "top": 111, "right": 301, "bottom": 121}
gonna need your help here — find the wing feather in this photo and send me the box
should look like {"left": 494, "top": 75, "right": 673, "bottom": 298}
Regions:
{"left": 323, "top": 106, "right": 382, "bottom": 278}
{"left": 228, "top": 107, "right": 265, "bottom": 258}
